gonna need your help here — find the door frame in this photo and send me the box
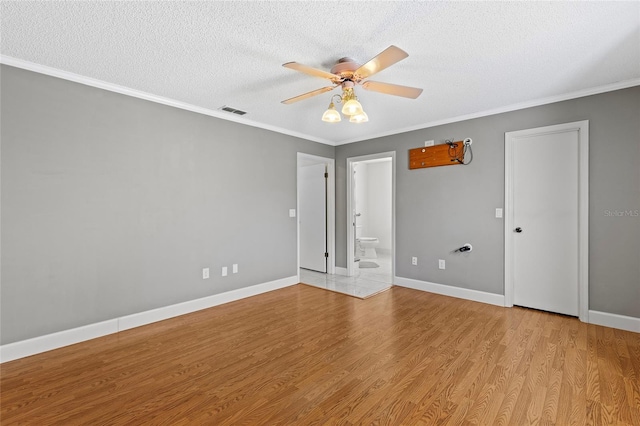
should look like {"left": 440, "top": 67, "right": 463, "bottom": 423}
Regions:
{"left": 297, "top": 153, "right": 335, "bottom": 276}
{"left": 504, "top": 120, "right": 589, "bottom": 322}
{"left": 346, "top": 151, "right": 396, "bottom": 278}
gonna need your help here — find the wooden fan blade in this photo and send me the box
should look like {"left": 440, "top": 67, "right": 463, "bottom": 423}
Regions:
{"left": 362, "top": 81, "right": 423, "bottom": 99}
{"left": 281, "top": 86, "right": 337, "bottom": 104}
{"left": 354, "top": 45, "right": 409, "bottom": 80}
{"left": 283, "top": 62, "right": 340, "bottom": 81}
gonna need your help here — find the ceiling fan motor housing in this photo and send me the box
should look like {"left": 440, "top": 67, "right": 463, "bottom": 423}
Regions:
{"left": 331, "top": 57, "right": 361, "bottom": 81}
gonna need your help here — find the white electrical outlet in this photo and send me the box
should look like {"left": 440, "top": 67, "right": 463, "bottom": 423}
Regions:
{"left": 424, "top": 140, "right": 435, "bottom": 147}
{"left": 289, "top": 209, "right": 296, "bottom": 217}
{"left": 438, "top": 259, "right": 446, "bottom": 270}
{"left": 233, "top": 264, "right": 238, "bottom": 274}
{"left": 221, "top": 266, "right": 228, "bottom": 277}
{"left": 411, "top": 257, "right": 418, "bottom": 265}
{"left": 202, "top": 268, "right": 210, "bottom": 279}
{"left": 495, "top": 208, "right": 503, "bottom": 218}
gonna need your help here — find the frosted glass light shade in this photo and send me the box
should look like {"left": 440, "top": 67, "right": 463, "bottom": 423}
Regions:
{"left": 321, "top": 103, "right": 341, "bottom": 122}
{"left": 341, "top": 99, "right": 363, "bottom": 116}
{"left": 349, "top": 111, "right": 369, "bottom": 123}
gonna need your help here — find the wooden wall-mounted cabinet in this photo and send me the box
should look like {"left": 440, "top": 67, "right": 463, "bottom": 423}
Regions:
{"left": 409, "top": 142, "right": 463, "bottom": 169}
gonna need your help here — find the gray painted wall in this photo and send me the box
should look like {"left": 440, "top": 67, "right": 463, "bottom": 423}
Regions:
{"left": 1, "top": 65, "right": 334, "bottom": 344}
{"left": 2, "top": 64, "right": 638, "bottom": 346}
{"left": 335, "top": 87, "right": 640, "bottom": 318}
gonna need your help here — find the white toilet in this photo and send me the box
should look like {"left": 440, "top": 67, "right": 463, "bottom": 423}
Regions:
{"left": 357, "top": 237, "right": 379, "bottom": 259}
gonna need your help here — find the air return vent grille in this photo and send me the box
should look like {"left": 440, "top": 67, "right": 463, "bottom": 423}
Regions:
{"left": 219, "top": 106, "right": 247, "bottom": 115}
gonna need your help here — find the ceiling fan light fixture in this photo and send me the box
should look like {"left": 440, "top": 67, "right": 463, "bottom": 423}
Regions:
{"left": 321, "top": 101, "right": 341, "bottom": 123}
{"left": 282, "top": 45, "right": 422, "bottom": 126}
{"left": 349, "top": 111, "right": 369, "bottom": 124}
{"left": 342, "top": 98, "right": 363, "bottom": 116}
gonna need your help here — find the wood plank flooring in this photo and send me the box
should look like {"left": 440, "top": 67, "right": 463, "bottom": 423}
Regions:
{"left": 1, "top": 284, "right": 639, "bottom": 425}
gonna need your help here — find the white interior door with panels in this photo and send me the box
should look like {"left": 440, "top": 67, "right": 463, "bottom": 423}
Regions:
{"left": 505, "top": 121, "right": 588, "bottom": 320}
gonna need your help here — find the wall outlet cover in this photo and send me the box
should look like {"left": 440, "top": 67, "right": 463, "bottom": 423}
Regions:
{"left": 202, "top": 268, "right": 210, "bottom": 279}
{"left": 438, "top": 259, "right": 446, "bottom": 269}
{"left": 289, "top": 209, "right": 296, "bottom": 217}
{"left": 232, "top": 264, "right": 238, "bottom": 274}
{"left": 424, "top": 140, "right": 435, "bottom": 147}
{"left": 411, "top": 256, "right": 418, "bottom": 265}
{"left": 221, "top": 266, "right": 228, "bottom": 277}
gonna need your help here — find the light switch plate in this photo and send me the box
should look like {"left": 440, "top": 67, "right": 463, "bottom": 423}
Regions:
{"left": 438, "top": 259, "right": 446, "bottom": 270}
{"left": 202, "top": 268, "right": 209, "bottom": 279}
{"left": 495, "top": 208, "right": 503, "bottom": 218}
{"left": 289, "top": 209, "right": 296, "bottom": 218}
{"left": 232, "top": 264, "right": 238, "bottom": 274}
{"left": 221, "top": 266, "right": 228, "bottom": 277}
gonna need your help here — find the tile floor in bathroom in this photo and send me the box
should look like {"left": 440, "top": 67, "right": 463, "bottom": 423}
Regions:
{"left": 299, "top": 252, "right": 393, "bottom": 299}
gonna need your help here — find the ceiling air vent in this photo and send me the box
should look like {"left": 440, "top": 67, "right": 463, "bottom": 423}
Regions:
{"left": 220, "top": 106, "right": 247, "bottom": 115}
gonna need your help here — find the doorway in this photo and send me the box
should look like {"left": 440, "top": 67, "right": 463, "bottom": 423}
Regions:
{"left": 504, "top": 121, "right": 589, "bottom": 321}
{"left": 347, "top": 152, "right": 395, "bottom": 283}
{"left": 297, "top": 153, "right": 335, "bottom": 276}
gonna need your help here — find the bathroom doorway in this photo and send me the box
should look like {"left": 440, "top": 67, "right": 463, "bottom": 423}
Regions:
{"left": 346, "top": 152, "right": 395, "bottom": 285}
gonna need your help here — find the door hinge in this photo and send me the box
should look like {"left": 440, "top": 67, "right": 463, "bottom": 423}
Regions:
{"left": 324, "top": 252, "right": 329, "bottom": 258}
{"left": 324, "top": 172, "right": 329, "bottom": 178}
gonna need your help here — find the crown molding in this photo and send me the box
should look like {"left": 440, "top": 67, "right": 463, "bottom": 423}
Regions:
{"left": 335, "top": 78, "right": 640, "bottom": 145}
{"left": 2, "top": 55, "right": 637, "bottom": 148}
{"left": 0, "top": 55, "right": 334, "bottom": 146}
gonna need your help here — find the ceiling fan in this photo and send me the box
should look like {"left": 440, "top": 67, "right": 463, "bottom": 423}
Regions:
{"left": 281, "top": 45, "right": 423, "bottom": 123}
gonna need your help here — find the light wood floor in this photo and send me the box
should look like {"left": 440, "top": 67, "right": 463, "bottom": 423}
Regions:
{"left": 1, "top": 284, "right": 639, "bottom": 425}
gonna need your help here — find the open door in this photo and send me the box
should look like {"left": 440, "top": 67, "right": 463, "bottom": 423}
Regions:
{"left": 299, "top": 163, "right": 327, "bottom": 272}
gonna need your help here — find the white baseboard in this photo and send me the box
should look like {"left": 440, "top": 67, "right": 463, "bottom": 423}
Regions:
{"left": 0, "top": 319, "right": 120, "bottom": 365}
{"left": 588, "top": 310, "right": 640, "bottom": 333}
{"left": 394, "top": 276, "right": 505, "bottom": 307}
{"left": 394, "top": 277, "right": 639, "bottom": 333}
{"left": 334, "top": 267, "right": 348, "bottom": 276}
{"left": 0, "top": 275, "right": 298, "bottom": 363}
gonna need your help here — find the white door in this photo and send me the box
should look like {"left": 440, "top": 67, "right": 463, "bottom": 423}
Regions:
{"left": 299, "top": 163, "right": 327, "bottom": 272}
{"left": 506, "top": 121, "right": 589, "bottom": 317}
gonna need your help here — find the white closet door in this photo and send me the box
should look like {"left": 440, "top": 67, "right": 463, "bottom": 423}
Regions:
{"left": 509, "top": 127, "right": 580, "bottom": 316}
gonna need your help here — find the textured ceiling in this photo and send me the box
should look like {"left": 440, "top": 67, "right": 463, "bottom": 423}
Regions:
{"left": 1, "top": 1, "right": 639, "bottom": 145}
